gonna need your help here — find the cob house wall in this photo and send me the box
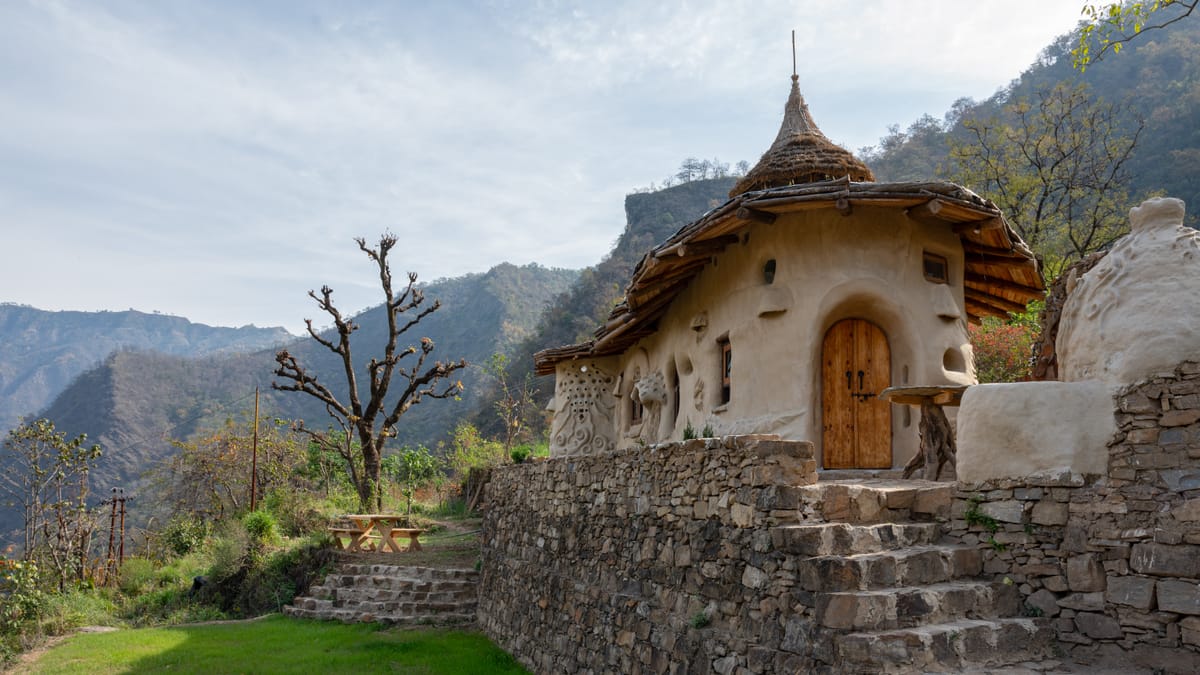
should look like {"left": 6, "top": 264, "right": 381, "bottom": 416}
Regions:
{"left": 594, "top": 207, "right": 974, "bottom": 470}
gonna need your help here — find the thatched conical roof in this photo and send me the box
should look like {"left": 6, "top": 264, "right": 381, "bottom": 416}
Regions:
{"left": 730, "top": 75, "right": 874, "bottom": 197}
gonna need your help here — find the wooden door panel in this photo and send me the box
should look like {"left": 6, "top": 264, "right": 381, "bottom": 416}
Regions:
{"left": 822, "top": 318, "right": 891, "bottom": 469}
{"left": 821, "top": 320, "right": 855, "bottom": 468}
{"left": 855, "top": 321, "right": 892, "bottom": 468}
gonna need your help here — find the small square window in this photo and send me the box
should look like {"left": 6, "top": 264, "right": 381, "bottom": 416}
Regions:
{"left": 923, "top": 252, "right": 949, "bottom": 284}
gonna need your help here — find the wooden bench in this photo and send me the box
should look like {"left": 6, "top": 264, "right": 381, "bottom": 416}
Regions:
{"left": 389, "top": 528, "right": 425, "bottom": 552}
{"left": 328, "top": 526, "right": 378, "bottom": 552}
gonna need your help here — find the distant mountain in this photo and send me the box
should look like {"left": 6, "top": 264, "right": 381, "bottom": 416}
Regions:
{"left": 860, "top": 18, "right": 1200, "bottom": 226}
{"left": 0, "top": 304, "right": 292, "bottom": 431}
{"left": 472, "top": 177, "right": 738, "bottom": 438}
{"left": 0, "top": 262, "right": 576, "bottom": 546}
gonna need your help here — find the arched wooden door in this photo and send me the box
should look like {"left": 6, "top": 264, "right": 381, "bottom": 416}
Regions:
{"left": 822, "top": 319, "right": 892, "bottom": 469}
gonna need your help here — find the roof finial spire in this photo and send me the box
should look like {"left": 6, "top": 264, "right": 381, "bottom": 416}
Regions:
{"left": 791, "top": 29, "right": 797, "bottom": 82}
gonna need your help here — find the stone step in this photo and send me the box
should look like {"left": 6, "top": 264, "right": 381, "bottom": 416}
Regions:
{"left": 333, "top": 565, "right": 479, "bottom": 581}
{"left": 308, "top": 584, "right": 476, "bottom": 601}
{"left": 772, "top": 522, "right": 942, "bottom": 557}
{"left": 833, "top": 617, "right": 1054, "bottom": 673}
{"left": 795, "top": 479, "right": 953, "bottom": 524}
{"left": 815, "top": 581, "right": 1021, "bottom": 631}
{"left": 799, "top": 545, "right": 982, "bottom": 592}
{"left": 320, "top": 575, "right": 477, "bottom": 591}
{"left": 312, "top": 576, "right": 475, "bottom": 595}
{"left": 294, "top": 592, "right": 477, "bottom": 611}
{"left": 283, "top": 605, "right": 476, "bottom": 626}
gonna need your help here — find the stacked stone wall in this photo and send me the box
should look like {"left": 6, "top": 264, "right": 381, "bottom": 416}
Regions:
{"left": 477, "top": 435, "right": 817, "bottom": 674}
{"left": 948, "top": 361, "right": 1200, "bottom": 672}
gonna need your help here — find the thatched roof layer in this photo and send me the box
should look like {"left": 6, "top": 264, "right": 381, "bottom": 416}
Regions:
{"left": 534, "top": 178, "right": 1044, "bottom": 375}
{"left": 730, "top": 75, "right": 874, "bottom": 197}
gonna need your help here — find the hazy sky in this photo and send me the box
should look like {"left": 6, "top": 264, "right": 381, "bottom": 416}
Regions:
{"left": 0, "top": 1, "right": 1085, "bottom": 334}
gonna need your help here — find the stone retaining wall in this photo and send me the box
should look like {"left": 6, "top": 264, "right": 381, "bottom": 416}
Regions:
{"left": 949, "top": 361, "right": 1200, "bottom": 672}
{"left": 477, "top": 435, "right": 817, "bottom": 674}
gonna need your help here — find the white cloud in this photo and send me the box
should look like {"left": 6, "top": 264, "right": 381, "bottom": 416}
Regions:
{"left": 0, "top": 0, "right": 1085, "bottom": 332}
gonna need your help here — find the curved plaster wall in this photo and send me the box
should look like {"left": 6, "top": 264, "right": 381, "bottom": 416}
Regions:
{"left": 957, "top": 197, "right": 1199, "bottom": 483}
{"left": 605, "top": 206, "right": 975, "bottom": 469}
{"left": 957, "top": 381, "right": 1114, "bottom": 483}
{"left": 1058, "top": 197, "right": 1200, "bottom": 385}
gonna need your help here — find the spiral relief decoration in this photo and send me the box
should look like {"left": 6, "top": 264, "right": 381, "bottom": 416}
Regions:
{"left": 550, "top": 362, "right": 617, "bottom": 456}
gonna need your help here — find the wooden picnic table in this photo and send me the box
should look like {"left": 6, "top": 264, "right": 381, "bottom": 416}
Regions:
{"left": 879, "top": 385, "right": 968, "bottom": 481}
{"left": 330, "top": 514, "right": 424, "bottom": 553}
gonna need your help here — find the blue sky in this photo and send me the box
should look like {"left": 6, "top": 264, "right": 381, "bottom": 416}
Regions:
{"left": 0, "top": 1, "right": 1084, "bottom": 334}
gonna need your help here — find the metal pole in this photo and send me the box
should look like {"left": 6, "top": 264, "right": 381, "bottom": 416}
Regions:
{"left": 250, "top": 387, "right": 260, "bottom": 511}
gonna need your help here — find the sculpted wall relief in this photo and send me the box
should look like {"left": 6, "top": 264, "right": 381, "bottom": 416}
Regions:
{"left": 550, "top": 361, "right": 617, "bottom": 457}
{"left": 633, "top": 371, "right": 667, "bottom": 444}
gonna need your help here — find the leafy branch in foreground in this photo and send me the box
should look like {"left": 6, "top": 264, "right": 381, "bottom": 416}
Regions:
{"left": 1074, "top": 1, "right": 1198, "bottom": 69}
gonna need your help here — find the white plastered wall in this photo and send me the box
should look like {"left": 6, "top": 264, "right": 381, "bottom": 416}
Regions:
{"left": 601, "top": 206, "right": 976, "bottom": 469}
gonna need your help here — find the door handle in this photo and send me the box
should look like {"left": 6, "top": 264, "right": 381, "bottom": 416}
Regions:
{"left": 857, "top": 370, "right": 864, "bottom": 390}
{"left": 845, "top": 371, "right": 852, "bottom": 391}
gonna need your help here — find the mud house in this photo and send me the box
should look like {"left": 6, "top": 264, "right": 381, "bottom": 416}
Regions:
{"left": 536, "top": 74, "right": 1044, "bottom": 471}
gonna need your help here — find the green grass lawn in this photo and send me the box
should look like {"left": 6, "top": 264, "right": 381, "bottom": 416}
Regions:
{"left": 18, "top": 615, "right": 528, "bottom": 674}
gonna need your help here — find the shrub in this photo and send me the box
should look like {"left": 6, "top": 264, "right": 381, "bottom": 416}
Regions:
{"left": 118, "top": 558, "right": 157, "bottom": 596}
{"left": 241, "top": 511, "right": 280, "bottom": 546}
{"left": 261, "top": 488, "right": 324, "bottom": 537}
{"left": 0, "top": 556, "right": 44, "bottom": 662}
{"left": 510, "top": 445, "right": 531, "bottom": 464}
{"left": 200, "top": 536, "right": 335, "bottom": 617}
{"left": 161, "top": 517, "right": 211, "bottom": 557}
{"left": 208, "top": 524, "right": 251, "bottom": 584}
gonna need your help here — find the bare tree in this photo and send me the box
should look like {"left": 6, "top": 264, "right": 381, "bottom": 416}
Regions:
{"left": 948, "top": 82, "right": 1144, "bottom": 276}
{"left": 273, "top": 235, "right": 467, "bottom": 511}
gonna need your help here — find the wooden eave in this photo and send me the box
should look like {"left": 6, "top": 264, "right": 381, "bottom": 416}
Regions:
{"left": 533, "top": 178, "right": 1045, "bottom": 376}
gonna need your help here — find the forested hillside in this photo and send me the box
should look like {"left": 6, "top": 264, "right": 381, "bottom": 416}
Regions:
{"left": 0, "top": 263, "right": 575, "bottom": 544}
{"left": 0, "top": 305, "right": 291, "bottom": 432}
{"left": 860, "top": 17, "right": 1200, "bottom": 227}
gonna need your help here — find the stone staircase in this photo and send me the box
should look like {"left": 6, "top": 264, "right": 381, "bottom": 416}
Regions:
{"left": 283, "top": 564, "right": 478, "bottom": 626}
{"left": 775, "top": 479, "right": 1055, "bottom": 673}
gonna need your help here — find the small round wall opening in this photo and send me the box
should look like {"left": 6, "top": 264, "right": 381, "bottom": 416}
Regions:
{"left": 943, "top": 348, "right": 968, "bottom": 373}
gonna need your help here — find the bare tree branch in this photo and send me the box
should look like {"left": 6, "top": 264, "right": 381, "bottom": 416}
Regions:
{"left": 271, "top": 234, "right": 468, "bottom": 510}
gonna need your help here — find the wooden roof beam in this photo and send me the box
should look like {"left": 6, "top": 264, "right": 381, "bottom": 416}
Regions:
{"left": 628, "top": 259, "right": 708, "bottom": 297}
{"left": 964, "top": 299, "right": 1006, "bottom": 322}
{"left": 654, "top": 234, "right": 740, "bottom": 260}
{"left": 963, "top": 272, "right": 1046, "bottom": 299}
{"left": 735, "top": 206, "right": 777, "bottom": 224}
{"left": 963, "top": 287, "right": 1031, "bottom": 315}
{"left": 906, "top": 198, "right": 948, "bottom": 227}
{"left": 595, "top": 279, "right": 691, "bottom": 351}
{"left": 962, "top": 241, "right": 1037, "bottom": 261}
{"left": 952, "top": 217, "right": 1005, "bottom": 235}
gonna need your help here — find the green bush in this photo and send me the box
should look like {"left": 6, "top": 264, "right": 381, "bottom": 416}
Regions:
{"left": 510, "top": 445, "right": 531, "bottom": 464}
{"left": 208, "top": 524, "right": 251, "bottom": 584}
{"left": 0, "top": 557, "right": 44, "bottom": 664}
{"left": 118, "top": 558, "right": 157, "bottom": 596}
{"left": 261, "top": 488, "right": 324, "bottom": 537}
{"left": 161, "top": 517, "right": 211, "bottom": 557}
{"left": 200, "top": 536, "right": 335, "bottom": 617}
{"left": 242, "top": 510, "right": 280, "bottom": 545}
